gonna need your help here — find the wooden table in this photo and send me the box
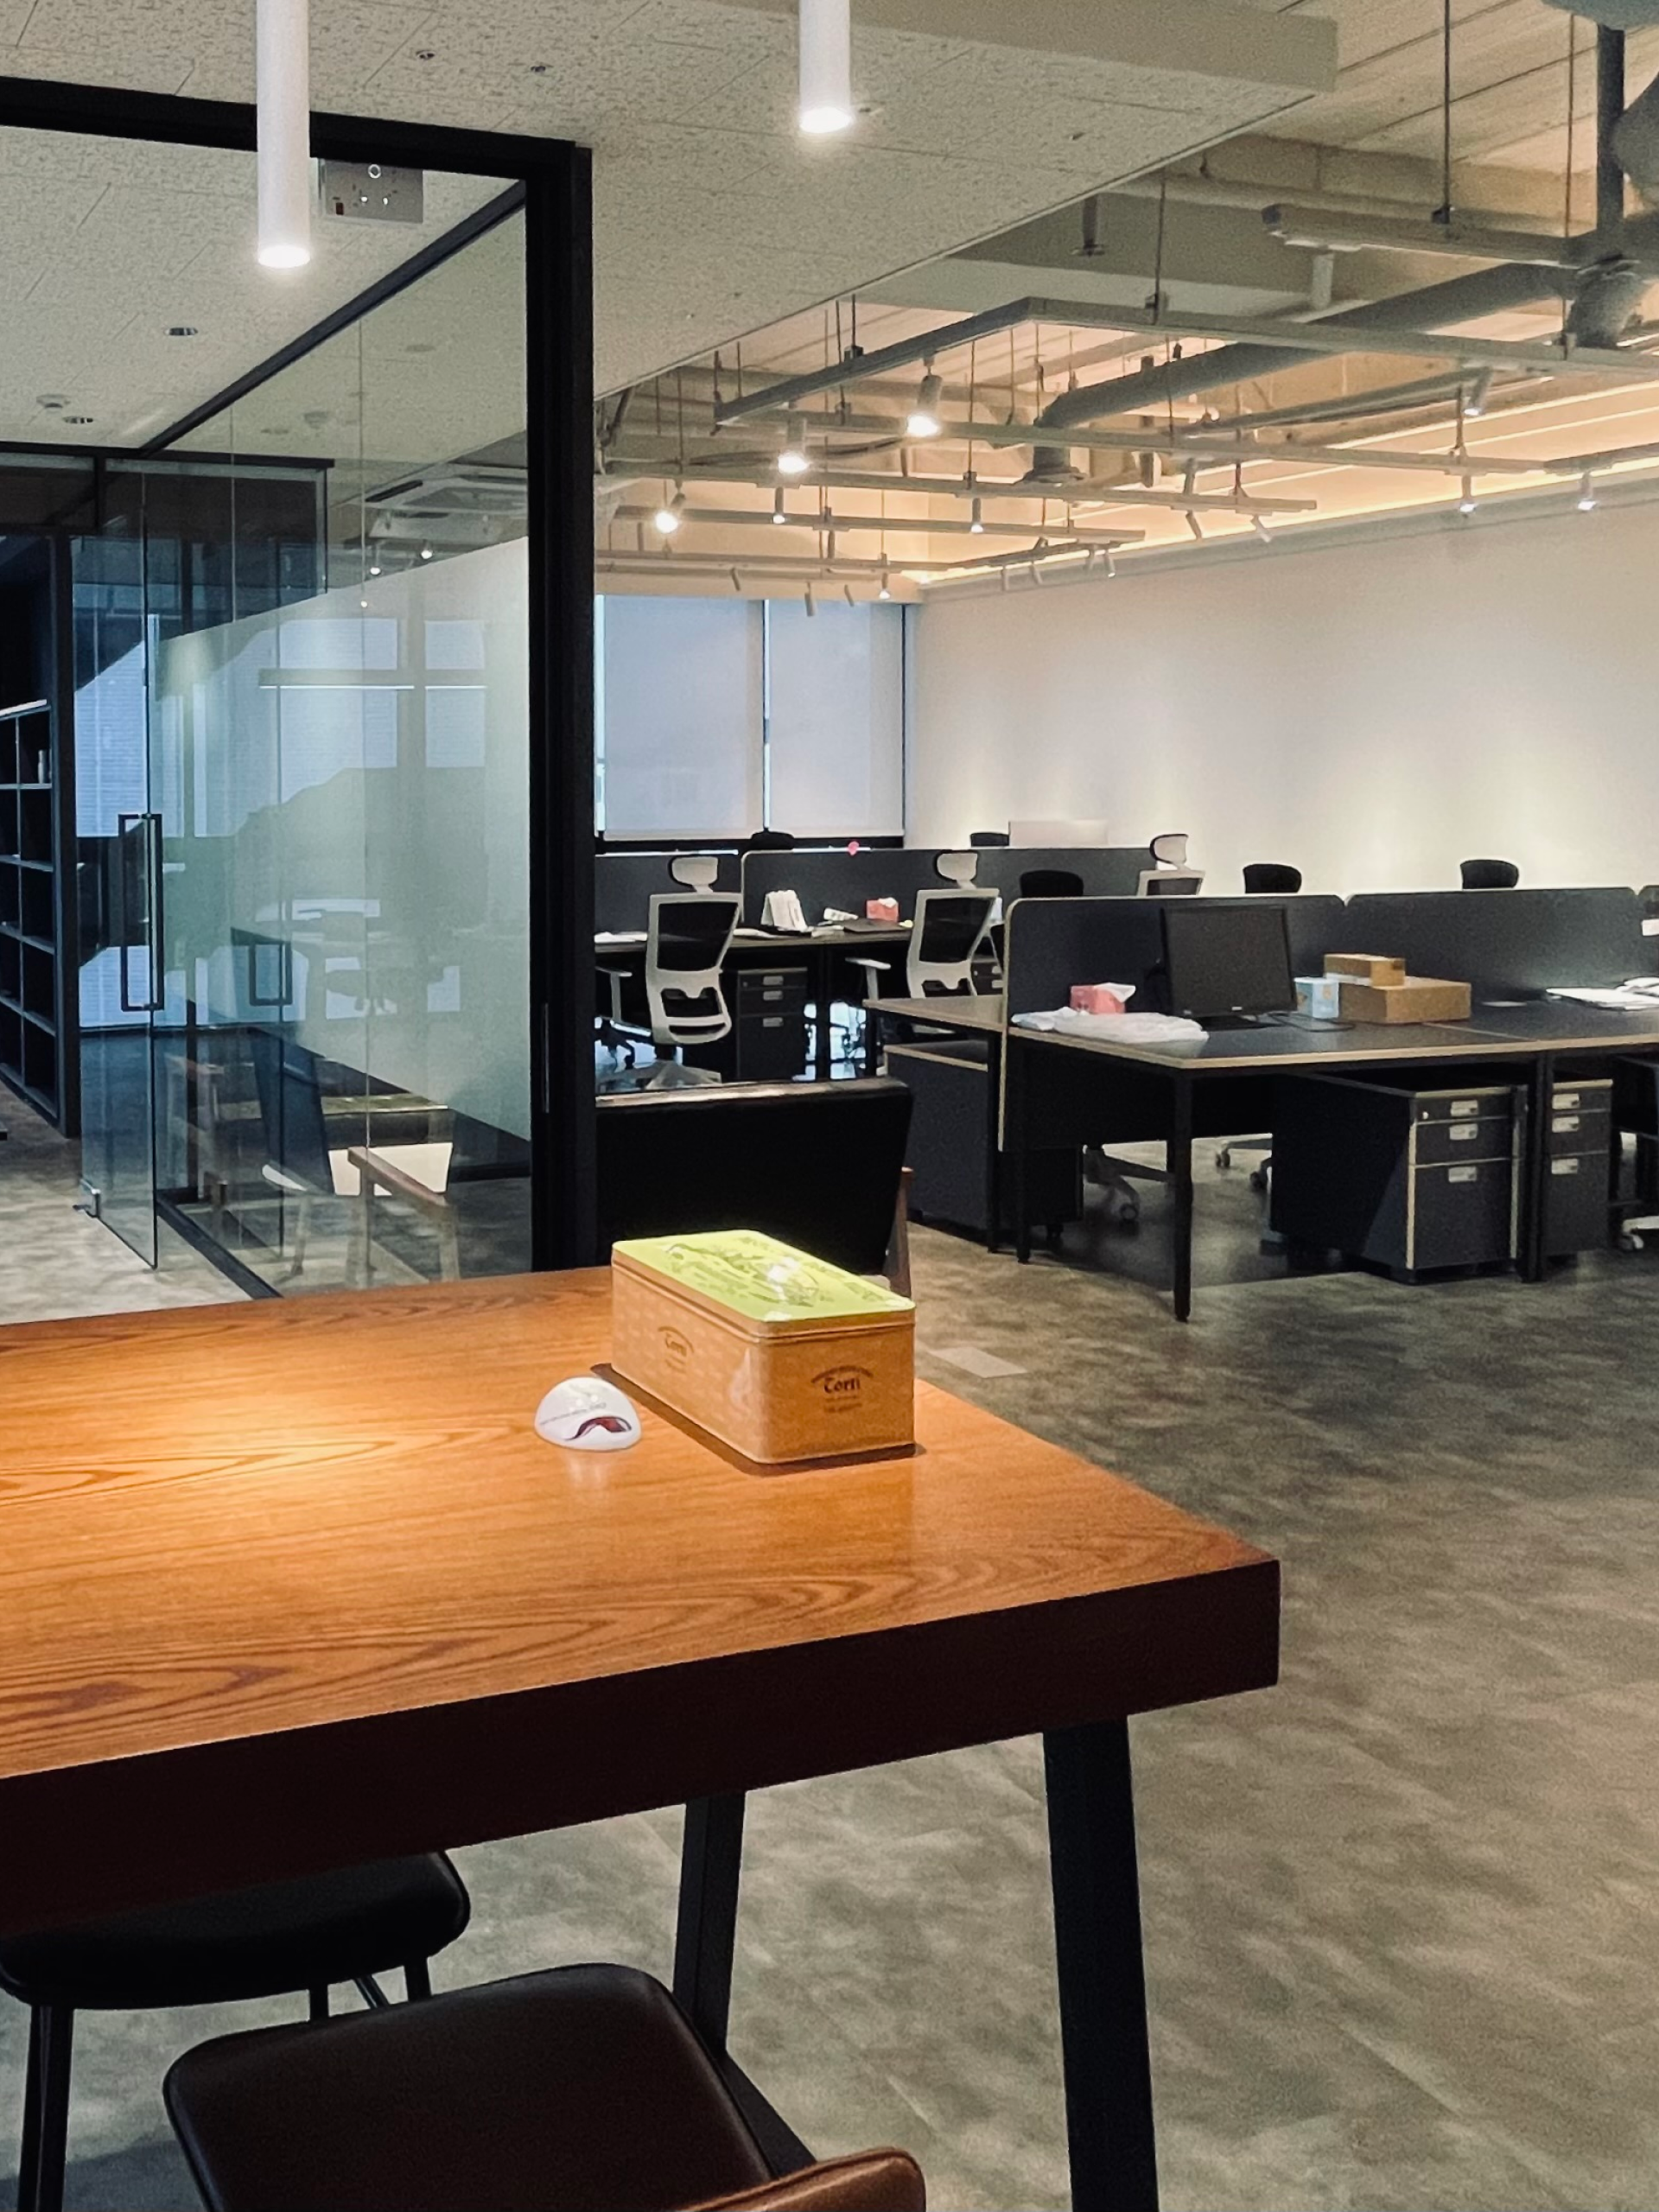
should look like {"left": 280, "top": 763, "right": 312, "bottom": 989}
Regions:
{"left": 0, "top": 1274, "right": 1279, "bottom": 2210}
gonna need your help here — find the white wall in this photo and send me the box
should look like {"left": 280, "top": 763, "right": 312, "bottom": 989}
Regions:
{"left": 908, "top": 496, "right": 1659, "bottom": 896}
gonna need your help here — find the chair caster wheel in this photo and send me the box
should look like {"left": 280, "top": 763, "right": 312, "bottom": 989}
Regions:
{"left": 1216, "top": 1148, "right": 1233, "bottom": 1171}
{"left": 1103, "top": 1191, "right": 1140, "bottom": 1226}
{"left": 1620, "top": 1230, "right": 1645, "bottom": 1252}
{"left": 1249, "top": 1166, "right": 1270, "bottom": 1195}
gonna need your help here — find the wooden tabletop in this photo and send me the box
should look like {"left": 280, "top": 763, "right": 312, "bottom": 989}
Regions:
{"left": 870, "top": 994, "right": 1006, "bottom": 1034}
{"left": 0, "top": 1273, "right": 1275, "bottom": 1931}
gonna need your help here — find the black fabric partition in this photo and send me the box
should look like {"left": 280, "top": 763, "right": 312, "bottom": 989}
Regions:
{"left": 740, "top": 849, "right": 946, "bottom": 925}
{"left": 1341, "top": 887, "right": 1650, "bottom": 995}
{"left": 969, "top": 848, "right": 1149, "bottom": 901}
{"left": 1002, "top": 895, "right": 1348, "bottom": 1019}
{"left": 594, "top": 852, "right": 740, "bottom": 935}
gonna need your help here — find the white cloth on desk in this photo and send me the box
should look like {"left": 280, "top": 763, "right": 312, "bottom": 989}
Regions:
{"left": 1013, "top": 1007, "right": 1207, "bottom": 1043}
{"left": 1547, "top": 980, "right": 1659, "bottom": 1010}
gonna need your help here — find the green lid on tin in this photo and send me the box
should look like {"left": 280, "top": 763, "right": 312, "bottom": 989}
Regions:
{"left": 613, "top": 1230, "right": 913, "bottom": 1325}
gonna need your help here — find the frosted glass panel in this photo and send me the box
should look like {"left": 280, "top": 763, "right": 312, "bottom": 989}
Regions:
{"left": 766, "top": 602, "right": 904, "bottom": 838}
{"left": 600, "top": 596, "right": 761, "bottom": 837}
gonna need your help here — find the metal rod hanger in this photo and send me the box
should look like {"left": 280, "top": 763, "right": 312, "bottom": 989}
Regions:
{"left": 671, "top": 461, "right": 1318, "bottom": 511}
{"left": 609, "top": 504, "right": 1147, "bottom": 543}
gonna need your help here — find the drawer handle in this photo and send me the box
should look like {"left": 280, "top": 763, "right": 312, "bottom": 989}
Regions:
{"left": 762, "top": 1017, "right": 783, "bottom": 1029}
{"left": 1450, "top": 1099, "right": 1480, "bottom": 1117}
{"left": 1554, "top": 1115, "right": 1581, "bottom": 1135}
{"left": 1447, "top": 1166, "right": 1479, "bottom": 1184}
{"left": 1451, "top": 1124, "right": 1478, "bottom": 1142}
{"left": 1552, "top": 1158, "right": 1581, "bottom": 1177}
{"left": 1556, "top": 1091, "right": 1581, "bottom": 1109}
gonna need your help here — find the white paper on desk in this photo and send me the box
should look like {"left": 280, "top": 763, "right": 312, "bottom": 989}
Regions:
{"left": 763, "top": 889, "right": 809, "bottom": 932}
{"left": 1014, "top": 1007, "right": 1206, "bottom": 1042}
{"left": 1548, "top": 980, "right": 1659, "bottom": 1010}
{"left": 594, "top": 931, "right": 646, "bottom": 944}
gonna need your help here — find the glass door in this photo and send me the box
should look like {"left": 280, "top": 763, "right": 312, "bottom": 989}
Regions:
{"left": 73, "top": 489, "right": 160, "bottom": 1263}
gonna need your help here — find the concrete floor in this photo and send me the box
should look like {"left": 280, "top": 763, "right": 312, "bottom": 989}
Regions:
{"left": 2, "top": 1096, "right": 1657, "bottom": 2209}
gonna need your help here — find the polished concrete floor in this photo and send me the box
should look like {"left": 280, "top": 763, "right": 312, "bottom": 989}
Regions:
{"left": 2, "top": 1100, "right": 1657, "bottom": 2209}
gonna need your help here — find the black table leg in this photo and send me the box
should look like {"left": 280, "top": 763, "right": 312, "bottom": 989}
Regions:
{"left": 1045, "top": 1721, "right": 1159, "bottom": 2212}
{"left": 814, "top": 949, "right": 835, "bottom": 1081}
{"left": 1522, "top": 1054, "right": 1554, "bottom": 1281}
{"left": 1170, "top": 1075, "right": 1195, "bottom": 1321}
{"left": 675, "top": 1792, "right": 746, "bottom": 2051}
{"left": 986, "top": 1032, "right": 1004, "bottom": 1255}
{"left": 1011, "top": 1042, "right": 1033, "bottom": 1262}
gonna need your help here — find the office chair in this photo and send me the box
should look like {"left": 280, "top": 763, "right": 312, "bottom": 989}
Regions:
{"left": 165, "top": 1965, "right": 927, "bottom": 2212}
{"left": 4, "top": 1855, "right": 470, "bottom": 2212}
{"left": 1020, "top": 868, "right": 1084, "bottom": 899}
{"left": 1460, "top": 858, "right": 1520, "bottom": 889}
{"left": 1243, "top": 863, "right": 1302, "bottom": 895}
{"left": 1149, "top": 832, "right": 1190, "bottom": 869}
{"left": 934, "top": 850, "right": 980, "bottom": 887}
{"left": 601, "top": 892, "right": 741, "bottom": 1084}
{"left": 969, "top": 830, "right": 1010, "bottom": 848}
{"left": 908, "top": 889, "right": 998, "bottom": 996}
{"left": 669, "top": 853, "right": 721, "bottom": 891}
{"left": 743, "top": 830, "right": 795, "bottom": 852}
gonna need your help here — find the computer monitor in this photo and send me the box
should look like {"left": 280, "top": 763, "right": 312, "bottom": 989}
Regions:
{"left": 1138, "top": 868, "right": 1205, "bottom": 898}
{"left": 1160, "top": 901, "right": 1296, "bottom": 1022}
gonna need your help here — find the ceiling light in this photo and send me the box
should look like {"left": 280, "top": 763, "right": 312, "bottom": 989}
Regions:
{"left": 419, "top": 541, "right": 435, "bottom": 561}
{"left": 1457, "top": 475, "right": 1477, "bottom": 516}
{"left": 731, "top": 568, "right": 744, "bottom": 594}
{"left": 256, "top": 0, "right": 313, "bottom": 270}
{"left": 1252, "top": 515, "right": 1274, "bottom": 546}
{"left": 804, "top": 582, "right": 817, "bottom": 617}
{"left": 1104, "top": 550, "right": 1116, "bottom": 580}
{"left": 969, "top": 495, "right": 984, "bottom": 534}
{"left": 778, "top": 416, "right": 811, "bottom": 477}
{"left": 879, "top": 566, "right": 893, "bottom": 600}
{"left": 367, "top": 558, "right": 382, "bottom": 577}
{"left": 1185, "top": 512, "right": 1205, "bottom": 542}
{"left": 1577, "top": 468, "right": 1598, "bottom": 512}
{"left": 772, "top": 487, "right": 787, "bottom": 523}
{"left": 653, "top": 486, "right": 687, "bottom": 536}
{"left": 1465, "top": 367, "right": 1495, "bottom": 418}
{"left": 907, "top": 367, "right": 943, "bottom": 441}
{"left": 798, "top": 0, "right": 855, "bottom": 136}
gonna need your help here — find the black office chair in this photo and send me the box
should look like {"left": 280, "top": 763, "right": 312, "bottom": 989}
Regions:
{"left": 742, "top": 830, "right": 795, "bottom": 852}
{"left": 969, "top": 830, "right": 1010, "bottom": 848}
{"left": 1460, "top": 858, "right": 1520, "bottom": 889}
{"left": 596, "top": 1077, "right": 913, "bottom": 1288}
{"left": 4, "top": 1856, "right": 470, "bottom": 2212}
{"left": 1019, "top": 869, "right": 1084, "bottom": 899}
{"left": 164, "top": 1965, "right": 928, "bottom": 2212}
{"left": 1243, "top": 863, "right": 1302, "bottom": 895}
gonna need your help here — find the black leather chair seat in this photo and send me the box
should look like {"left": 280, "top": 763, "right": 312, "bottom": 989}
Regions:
{"left": 166, "top": 1965, "right": 775, "bottom": 2212}
{"left": 0, "top": 1855, "right": 469, "bottom": 2012}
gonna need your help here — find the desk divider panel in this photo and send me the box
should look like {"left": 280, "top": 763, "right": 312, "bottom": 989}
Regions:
{"left": 1341, "top": 887, "right": 1649, "bottom": 995}
{"left": 740, "top": 849, "right": 947, "bottom": 925}
{"left": 1002, "top": 894, "right": 1348, "bottom": 1019}
{"left": 594, "top": 851, "right": 741, "bottom": 936}
{"left": 969, "top": 848, "right": 1151, "bottom": 901}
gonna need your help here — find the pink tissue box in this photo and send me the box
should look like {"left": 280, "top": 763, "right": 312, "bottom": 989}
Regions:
{"left": 867, "top": 898, "right": 899, "bottom": 924}
{"left": 1071, "top": 984, "right": 1127, "bottom": 1016}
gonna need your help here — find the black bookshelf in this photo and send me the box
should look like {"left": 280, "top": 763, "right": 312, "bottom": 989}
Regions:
{"left": 0, "top": 698, "right": 61, "bottom": 1122}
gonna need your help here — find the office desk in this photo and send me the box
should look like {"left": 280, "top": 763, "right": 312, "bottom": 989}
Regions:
{"left": 875, "top": 997, "right": 1659, "bottom": 1319}
{"left": 597, "top": 926, "right": 912, "bottom": 1079}
{"left": 0, "top": 1274, "right": 1277, "bottom": 2212}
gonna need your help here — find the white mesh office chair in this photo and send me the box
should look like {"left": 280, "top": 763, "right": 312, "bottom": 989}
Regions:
{"left": 602, "top": 892, "right": 741, "bottom": 1085}
{"left": 669, "top": 854, "right": 721, "bottom": 892}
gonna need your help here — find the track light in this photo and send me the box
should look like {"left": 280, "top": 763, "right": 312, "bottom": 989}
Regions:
{"left": 878, "top": 566, "right": 893, "bottom": 600}
{"left": 798, "top": 0, "right": 854, "bottom": 136}
{"left": 907, "top": 366, "right": 943, "bottom": 440}
{"left": 418, "top": 541, "right": 434, "bottom": 561}
{"left": 1457, "top": 475, "right": 1477, "bottom": 516}
{"left": 653, "top": 486, "right": 686, "bottom": 536}
{"left": 730, "top": 568, "right": 744, "bottom": 594}
{"left": 1104, "top": 550, "right": 1116, "bottom": 579}
{"left": 1465, "top": 367, "right": 1495, "bottom": 418}
{"left": 1577, "top": 468, "right": 1598, "bottom": 512}
{"left": 1185, "top": 512, "right": 1205, "bottom": 542}
{"left": 1252, "top": 515, "right": 1274, "bottom": 546}
{"left": 367, "top": 557, "right": 381, "bottom": 577}
{"left": 256, "top": 0, "right": 313, "bottom": 269}
{"left": 969, "top": 495, "right": 984, "bottom": 533}
{"left": 778, "top": 416, "right": 811, "bottom": 476}
{"left": 804, "top": 582, "right": 817, "bottom": 617}
{"left": 772, "top": 486, "right": 787, "bottom": 523}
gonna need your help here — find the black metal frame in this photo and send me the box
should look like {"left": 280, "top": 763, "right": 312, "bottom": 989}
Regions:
{"left": 0, "top": 73, "right": 596, "bottom": 1269}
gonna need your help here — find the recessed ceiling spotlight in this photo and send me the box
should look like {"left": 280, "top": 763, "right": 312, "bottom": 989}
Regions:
{"left": 529, "top": 60, "right": 551, "bottom": 73}
{"left": 414, "top": 47, "right": 435, "bottom": 60}
{"left": 777, "top": 415, "right": 811, "bottom": 477}
{"left": 1457, "top": 475, "right": 1478, "bottom": 516}
{"left": 64, "top": 416, "right": 93, "bottom": 426}
{"left": 255, "top": 0, "right": 313, "bottom": 270}
{"left": 165, "top": 325, "right": 200, "bottom": 339}
{"left": 906, "top": 365, "right": 943, "bottom": 440}
{"left": 1577, "top": 467, "right": 1598, "bottom": 512}
{"left": 798, "top": 0, "right": 855, "bottom": 136}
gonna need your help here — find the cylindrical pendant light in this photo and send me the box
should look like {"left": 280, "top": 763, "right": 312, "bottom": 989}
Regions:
{"left": 257, "top": 0, "right": 313, "bottom": 269}
{"left": 799, "top": 0, "right": 854, "bottom": 136}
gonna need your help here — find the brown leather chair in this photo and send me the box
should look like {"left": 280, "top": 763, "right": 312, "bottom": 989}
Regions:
{"left": 165, "top": 1964, "right": 926, "bottom": 2212}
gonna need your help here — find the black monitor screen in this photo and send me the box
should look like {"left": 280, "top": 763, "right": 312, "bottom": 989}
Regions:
{"left": 1161, "top": 902, "right": 1296, "bottom": 1020}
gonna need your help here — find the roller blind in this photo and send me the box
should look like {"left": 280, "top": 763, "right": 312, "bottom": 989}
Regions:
{"left": 765, "top": 601, "right": 904, "bottom": 838}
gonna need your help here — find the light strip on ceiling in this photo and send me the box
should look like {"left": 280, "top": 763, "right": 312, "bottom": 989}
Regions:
{"left": 256, "top": 0, "right": 312, "bottom": 270}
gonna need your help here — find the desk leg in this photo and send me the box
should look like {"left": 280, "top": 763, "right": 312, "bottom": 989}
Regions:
{"left": 1521, "top": 1053, "right": 1554, "bottom": 1281}
{"left": 673, "top": 1794, "right": 814, "bottom": 2176}
{"left": 814, "top": 948, "right": 835, "bottom": 1082}
{"left": 1170, "top": 1077, "right": 1195, "bottom": 1322}
{"left": 986, "top": 1033, "right": 1004, "bottom": 1255}
{"left": 1008, "top": 1039, "right": 1033, "bottom": 1262}
{"left": 1045, "top": 1720, "right": 1159, "bottom": 2212}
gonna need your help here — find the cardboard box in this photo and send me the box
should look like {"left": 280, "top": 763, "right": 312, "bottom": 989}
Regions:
{"left": 611, "top": 1230, "right": 915, "bottom": 1465}
{"left": 1335, "top": 975, "right": 1473, "bottom": 1025}
{"left": 1325, "top": 952, "right": 1408, "bottom": 987}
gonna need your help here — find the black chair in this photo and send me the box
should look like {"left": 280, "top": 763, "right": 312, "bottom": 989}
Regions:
{"left": 1460, "top": 858, "right": 1520, "bottom": 889}
{"left": 968, "top": 830, "right": 1009, "bottom": 848}
{"left": 164, "top": 1965, "right": 927, "bottom": 2212}
{"left": 1243, "top": 863, "right": 1302, "bottom": 895}
{"left": 596, "top": 1077, "right": 913, "bottom": 1287}
{"left": 742, "top": 830, "right": 795, "bottom": 852}
{"left": 1019, "top": 869, "right": 1084, "bottom": 899}
{"left": 4, "top": 1856, "right": 469, "bottom": 2212}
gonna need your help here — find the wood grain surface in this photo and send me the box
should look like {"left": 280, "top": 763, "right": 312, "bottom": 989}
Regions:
{"left": 0, "top": 1272, "right": 1277, "bottom": 1930}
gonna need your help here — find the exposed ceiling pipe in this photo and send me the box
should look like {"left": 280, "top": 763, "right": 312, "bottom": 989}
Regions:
{"left": 1035, "top": 261, "right": 1566, "bottom": 432}
{"left": 1568, "top": 26, "right": 1655, "bottom": 346}
{"left": 1599, "top": 25, "right": 1630, "bottom": 233}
